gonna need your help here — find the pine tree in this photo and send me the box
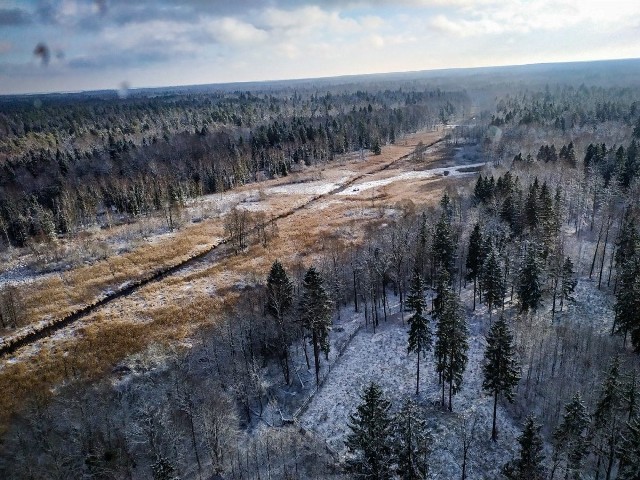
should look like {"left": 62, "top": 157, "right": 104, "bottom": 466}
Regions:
{"left": 620, "top": 140, "right": 639, "bottom": 189}
{"left": 524, "top": 178, "right": 540, "bottom": 229}
{"left": 415, "top": 212, "right": 429, "bottom": 279}
{"left": 592, "top": 355, "right": 626, "bottom": 480}
{"left": 502, "top": 416, "right": 546, "bottom": 480}
{"left": 265, "top": 260, "right": 294, "bottom": 384}
{"left": 482, "top": 316, "right": 520, "bottom": 441}
{"left": 615, "top": 212, "right": 639, "bottom": 268}
{"left": 466, "top": 223, "right": 484, "bottom": 310}
{"left": 617, "top": 416, "right": 640, "bottom": 480}
{"left": 614, "top": 256, "right": 640, "bottom": 350}
{"left": 552, "top": 392, "right": 590, "bottom": 480}
{"left": 517, "top": 245, "right": 544, "bottom": 313}
{"left": 480, "top": 246, "right": 505, "bottom": 320}
{"left": 623, "top": 370, "right": 638, "bottom": 421}
{"left": 407, "top": 267, "right": 432, "bottom": 395}
{"left": 433, "top": 211, "right": 456, "bottom": 279}
{"left": 151, "top": 457, "right": 177, "bottom": 480}
{"left": 346, "top": 382, "right": 393, "bottom": 479}
{"left": 537, "top": 181, "right": 556, "bottom": 254}
{"left": 560, "top": 256, "right": 577, "bottom": 312}
{"left": 392, "top": 399, "right": 431, "bottom": 480}
{"left": 300, "top": 267, "right": 333, "bottom": 386}
{"left": 434, "top": 280, "right": 468, "bottom": 411}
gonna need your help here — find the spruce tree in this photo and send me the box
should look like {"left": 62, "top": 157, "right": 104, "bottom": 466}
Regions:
{"left": 482, "top": 316, "right": 520, "bottom": 441}
{"left": 618, "top": 416, "right": 640, "bottom": 480}
{"left": 346, "top": 382, "right": 393, "bottom": 479}
{"left": 466, "top": 223, "right": 484, "bottom": 310}
{"left": 560, "top": 256, "right": 577, "bottom": 312}
{"left": 392, "top": 399, "right": 431, "bottom": 480}
{"left": 300, "top": 267, "right": 333, "bottom": 386}
{"left": 537, "top": 181, "right": 556, "bottom": 254}
{"left": 502, "top": 416, "right": 546, "bottom": 480}
{"left": 592, "top": 355, "right": 626, "bottom": 480}
{"left": 265, "top": 260, "right": 294, "bottom": 384}
{"left": 407, "top": 267, "right": 432, "bottom": 395}
{"left": 480, "top": 246, "right": 505, "bottom": 320}
{"left": 433, "top": 212, "right": 456, "bottom": 279}
{"left": 415, "top": 212, "right": 429, "bottom": 280}
{"left": 623, "top": 370, "right": 638, "bottom": 421}
{"left": 552, "top": 392, "right": 590, "bottom": 480}
{"left": 517, "top": 245, "right": 544, "bottom": 313}
{"left": 614, "top": 256, "right": 640, "bottom": 350}
{"left": 434, "top": 279, "right": 468, "bottom": 411}
{"left": 615, "top": 211, "right": 639, "bottom": 270}
{"left": 524, "top": 178, "right": 540, "bottom": 229}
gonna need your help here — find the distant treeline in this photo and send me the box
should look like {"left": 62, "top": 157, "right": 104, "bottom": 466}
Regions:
{"left": 0, "top": 85, "right": 469, "bottom": 246}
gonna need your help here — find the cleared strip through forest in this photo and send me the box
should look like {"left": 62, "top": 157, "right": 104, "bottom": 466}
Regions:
{"left": 0, "top": 137, "right": 444, "bottom": 358}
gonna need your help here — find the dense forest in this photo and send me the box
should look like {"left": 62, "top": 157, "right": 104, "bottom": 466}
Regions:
{"left": 2, "top": 61, "right": 640, "bottom": 479}
{"left": 0, "top": 83, "right": 468, "bottom": 246}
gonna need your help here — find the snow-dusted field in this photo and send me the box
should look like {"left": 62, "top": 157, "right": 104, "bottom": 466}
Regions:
{"left": 338, "top": 162, "right": 486, "bottom": 196}
{"left": 299, "top": 300, "right": 522, "bottom": 479}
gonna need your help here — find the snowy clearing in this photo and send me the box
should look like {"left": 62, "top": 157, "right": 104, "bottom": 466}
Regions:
{"left": 299, "top": 300, "right": 522, "bottom": 479}
{"left": 338, "top": 162, "right": 486, "bottom": 196}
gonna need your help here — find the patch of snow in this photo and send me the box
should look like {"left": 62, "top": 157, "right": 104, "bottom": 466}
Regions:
{"left": 338, "top": 162, "right": 486, "bottom": 196}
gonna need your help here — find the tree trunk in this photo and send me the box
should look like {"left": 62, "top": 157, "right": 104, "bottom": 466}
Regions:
{"left": 416, "top": 349, "right": 420, "bottom": 396}
{"left": 491, "top": 391, "right": 498, "bottom": 441}
{"left": 353, "top": 269, "right": 358, "bottom": 312}
{"left": 590, "top": 221, "right": 604, "bottom": 278}
{"left": 312, "top": 330, "right": 320, "bottom": 386}
{"left": 473, "top": 277, "right": 476, "bottom": 310}
{"left": 303, "top": 336, "right": 310, "bottom": 369}
{"left": 598, "top": 217, "right": 611, "bottom": 289}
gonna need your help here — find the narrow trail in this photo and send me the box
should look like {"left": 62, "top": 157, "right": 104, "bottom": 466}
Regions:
{"left": 0, "top": 136, "right": 445, "bottom": 358}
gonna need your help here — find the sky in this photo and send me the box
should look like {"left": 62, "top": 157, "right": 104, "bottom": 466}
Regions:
{"left": 1, "top": 0, "right": 639, "bottom": 94}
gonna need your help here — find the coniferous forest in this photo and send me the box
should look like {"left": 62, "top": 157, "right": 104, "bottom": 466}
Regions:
{"left": 1, "top": 59, "right": 640, "bottom": 479}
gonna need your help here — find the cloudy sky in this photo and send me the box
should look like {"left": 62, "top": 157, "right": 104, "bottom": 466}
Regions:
{"left": 1, "top": 0, "right": 639, "bottom": 94}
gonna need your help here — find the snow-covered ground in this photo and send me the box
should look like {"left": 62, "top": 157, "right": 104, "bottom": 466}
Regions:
{"left": 299, "top": 299, "right": 522, "bottom": 479}
{"left": 338, "top": 163, "right": 486, "bottom": 196}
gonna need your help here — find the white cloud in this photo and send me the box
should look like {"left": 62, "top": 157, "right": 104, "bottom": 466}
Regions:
{"left": 429, "top": 0, "right": 640, "bottom": 38}
{"left": 206, "top": 17, "right": 268, "bottom": 45}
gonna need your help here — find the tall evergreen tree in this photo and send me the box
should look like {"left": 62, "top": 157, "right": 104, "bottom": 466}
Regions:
{"left": 300, "top": 267, "right": 333, "bottom": 386}
{"left": 617, "top": 416, "right": 640, "bottom": 480}
{"left": 346, "top": 382, "right": 394, "bottom": 479}
{"left": 502, "top": 416, "right": 546, "bottom": 480}
{"left": 615, "top": 211, "right": 639, "bottom": 267}
{"left": 407, "top": 267, "right": 432, "bottom": 395}
{"left": 415, "top": 212, "right": 429, "bottom": 280}
{"left": 480, "top": 246, "right": 505, "bottom": 320}
{"left": 524, "top": 178, "right": 540, "bottom": 229}
{"left": 265, "top": 260, "right": 294, "bottom": 384}
{"left": 537, "top": 181, "right": 557, "bottom": 254}
{"left": 623, "top": 370, "right": 638, "bottom": 421}
{"left": 552, "top": 392, "right": 590, "bottom": 480}
{"left": 482, "top": 316, "right": 520, "bottom": 441}
{"left": 613, "top": 256, "right": 640, "bottom": 350}
{"left": 517, "top": 245, "right": 544, "bottom": 313}
{"left": 434, "top": 280, "right": 468, "bottom": 411}
{"left": 560, "top": 257, "right": 577, "bottom": 312}
{"left": 466, "top": 223, "right": 484, "bottom": 310}
{"left": 592, "top": 355, "right": 626, "bottom": 480}
{"left": 392, "top": 399, "right": 431, "bottom": 480}
{"left": 433, "top": 211, "right": 456, "bottom": 280}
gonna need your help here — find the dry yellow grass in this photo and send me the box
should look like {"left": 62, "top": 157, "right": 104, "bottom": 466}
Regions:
{"left": 0, "top": 128, "right": 463, "bottom": 432}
